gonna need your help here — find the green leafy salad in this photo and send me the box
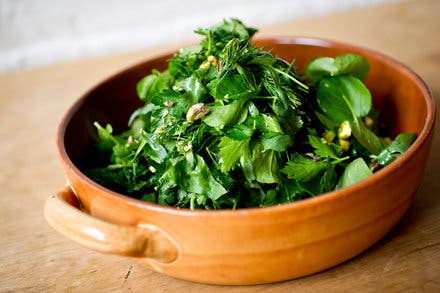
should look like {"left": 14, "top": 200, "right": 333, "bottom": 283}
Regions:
{"left": 86, "top": 19, "right": 416, "bottom": 209}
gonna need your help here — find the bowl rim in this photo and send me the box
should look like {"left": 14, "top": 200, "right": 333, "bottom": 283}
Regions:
{"left": 57, "top": 36, "right": 436, "bottom": 217}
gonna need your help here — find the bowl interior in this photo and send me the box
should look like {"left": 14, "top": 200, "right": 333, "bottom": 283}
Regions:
{"left": 61, "top": 38, "right": 432, "bottom": 183}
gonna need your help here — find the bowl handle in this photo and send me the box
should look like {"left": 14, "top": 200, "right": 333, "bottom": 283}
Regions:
{"left": 44, "top": 187, "right": 178, "bottom": 263}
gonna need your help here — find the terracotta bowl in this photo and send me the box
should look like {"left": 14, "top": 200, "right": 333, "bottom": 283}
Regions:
{"left": 45, "top": 37, "right": 435, "bottom": 285}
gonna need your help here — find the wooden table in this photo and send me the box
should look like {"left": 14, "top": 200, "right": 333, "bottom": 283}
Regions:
{"left": 1, "top": 0, "right": 439, "bottom": 291}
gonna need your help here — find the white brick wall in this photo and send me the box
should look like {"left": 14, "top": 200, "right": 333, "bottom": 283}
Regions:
{"left": 0, "top": 0, "right": 398, "bottom": 73}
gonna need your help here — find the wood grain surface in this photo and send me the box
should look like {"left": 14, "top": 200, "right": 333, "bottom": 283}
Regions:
{"left": 1, "top": 0, "right": 439, "bottom": 292}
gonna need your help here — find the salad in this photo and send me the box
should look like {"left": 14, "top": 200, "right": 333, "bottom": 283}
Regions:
{"left": 86, "top": 19, "right": 415, "bottom": 209}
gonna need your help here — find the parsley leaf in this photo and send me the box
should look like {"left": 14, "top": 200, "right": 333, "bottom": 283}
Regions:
{"left": 281, "top": 153, "right": 327, "bottom": 182}
{"left": 218, "top": 136, "right": 251, "bottom": 173}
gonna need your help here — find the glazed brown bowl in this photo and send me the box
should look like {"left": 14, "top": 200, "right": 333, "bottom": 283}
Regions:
{"left": 45, "top": 37, "right": 435, "bottom": 285}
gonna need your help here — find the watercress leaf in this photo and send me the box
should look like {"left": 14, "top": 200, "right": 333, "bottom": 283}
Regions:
{"left": 137, "top": 71, "right": 171, "bottom": 102}
{"left": 338, "top": 75, "right": 372, "bottom": 117}
{"left": 334, "top": 54, "right": 370, "bottom": 81}
{"left": 128, "top": 103, "right": 156, "bottom": 126}
{"left": 203, "top": 100, "right": 247, "bottom": 129}
{"left": 305, "top": 54, "right": 369, "bottom": 84}
{"left": 305, "top": 57, "right": 339, "bottom": 84}
{"left": 317, "top": 77, "right": 353, "bottom": 123}
{"left": 218, "top": 136, "right": 251, "bottom": 172}
{"left": 261, "top": 133, "right": 293, "bottom": 152}
{"left": 281, "top": 153, "right": 327, "bottom": 182}
{"left": 317, "top": 75, "right": 372, "bottom": 123}
{"left": 336, "top": 157, "right": 372, "bottom": 189}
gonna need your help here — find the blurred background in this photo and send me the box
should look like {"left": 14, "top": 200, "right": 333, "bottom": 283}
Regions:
{"left": 1, "top": 0, "right": 399, "bottom": 73}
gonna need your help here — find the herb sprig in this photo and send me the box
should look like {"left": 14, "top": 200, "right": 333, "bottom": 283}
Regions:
{"left": 86, "top": 19, "right": 415, "bottom": 209}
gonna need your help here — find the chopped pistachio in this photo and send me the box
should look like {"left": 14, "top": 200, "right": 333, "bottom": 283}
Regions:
{"left": 339, "top": 139, "right": 351, "bottom": 152}
{"left": 186, "top": 103, "right": 209, "bottom": 122}
{"left": 338, "top": 121, "right": 352, "bottom": 139}
{"left": 323, "top": 130, "right": 336, "bottom": 143}
{"left": 199, "top": 60, "right": 211, "bottom": 70}
{"left": 207, "top": 55, "right": 218, "bottom": 66}
{"left": 184, "top": 142, "right": 192, "bottom": 152}
{"left": 364, "top": 116, "right": 374, "bottom": 128}
{"left": 154, "top": 125, "right": 165, "bottom": 134}
{"left": 164, "top": 101, "right": 174, "bottom": 107}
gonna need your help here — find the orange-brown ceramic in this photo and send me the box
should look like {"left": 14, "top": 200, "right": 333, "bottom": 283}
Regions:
{"left": 45, "top": 38, "right": 436, "bottom": 285}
